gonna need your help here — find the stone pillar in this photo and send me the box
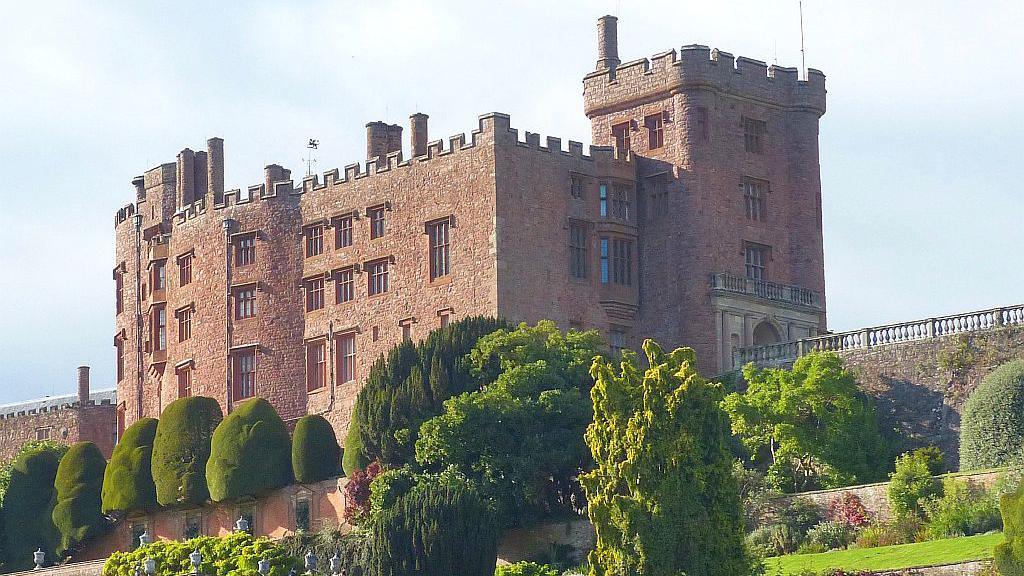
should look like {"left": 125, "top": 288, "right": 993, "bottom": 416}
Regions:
{"left": 596, "top": 15, "right": 620, "bottom": 70}
{"left": 77, "top": 366, "right": 90, "bottom": 405}
{"left": 410, "top": 113, "right": 429, "bottom": 157}
{"left": 207, "top": 137, "right": 225, "bottom": 203}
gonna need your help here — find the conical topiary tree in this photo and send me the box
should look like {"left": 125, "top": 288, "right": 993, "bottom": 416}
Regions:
{"left": 152, "top": 396, "right": 223, "bottom": 506}
{"left": 292, "top": 415, "right": 341, "bottom": 484}
{"left": 207, "top": 398, "right": 292, "bottom": 502}
{"left": 52, "top": 442, "right": 108, "bottom": 557}
{"left": 102, "top": 417, "right": 158, "bottom": 514}
{"left": 996, "top": 484, "right": 1024, "bottom": 576}
{"left": 2, "top": 445, "right": 63, "bottom": 570}
{"left": 960, "top": 359, "right": 1024, "bottom": 470}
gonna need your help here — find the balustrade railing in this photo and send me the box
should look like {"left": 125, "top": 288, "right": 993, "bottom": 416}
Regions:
{"left": 710, "top": 273, "right": 821, "bottom": 309}
{"left": 732, "top": 303, "right": 1024, "bottom": 369}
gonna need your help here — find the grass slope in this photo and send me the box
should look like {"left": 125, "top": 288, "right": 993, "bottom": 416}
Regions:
{"left": 765, "top": 532, "right": 1003, "bottom": 575}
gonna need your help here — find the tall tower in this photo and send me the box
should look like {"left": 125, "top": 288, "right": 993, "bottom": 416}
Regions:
{"left": 583, "top": 16, "right": 828, "bottom": 374}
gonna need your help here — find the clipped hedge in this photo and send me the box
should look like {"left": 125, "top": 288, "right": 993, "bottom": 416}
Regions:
{"left": 342, "top": 417, "right": 369, "bottom": 477}
{"left": 207, "top": 398, "right": 292, "bottom": 502}
{"left": 292, "top": 415, "right": 341, "bottom": 484}
{"left": 3, "top": 445, "right": 62, "bottom": 570}
{"left": 152, "top": 396, "right": 223, "bottom": 506}
{"left": 996, "top": 484, "right": 1024, "bottom": 576}
{"left": 53, "top": 442, "right": 108, "bottom": 557}
{"left": 102, "top": 532, "right": 300, "bottom": 576}
{"left": 960, "top": 359, "right": 1024, "bottom": 470}
{"left": 102, "top": 418, "right": 158, "bottom": 514}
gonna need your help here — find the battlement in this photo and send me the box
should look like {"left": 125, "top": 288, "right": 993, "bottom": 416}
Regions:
{"left": 583, "top": 44, "right": 826, "bottom": 117}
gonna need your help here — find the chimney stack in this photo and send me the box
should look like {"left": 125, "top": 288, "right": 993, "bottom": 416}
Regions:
{"left": 77, "top": 366, "right": 90, "bottom": 405}
{"left": 385, "top": 124, "right": 403, "bottom": 159}
{"left": 410, "top": 113, "right": 429, "bottom": 157}
{"left": 207, "top": 137, "right": 224, "bottom": 203}
{"left": 366, "top": 122, "right": 389, "bottom": 164}
{"left": 596, "top": 15, "right": 620, "bottom": 70}
{"left": 176, "top": 148, "right": 196, "bottom": 208}
{"left": 264, "top": 164, "right": 290, "bottom": 193}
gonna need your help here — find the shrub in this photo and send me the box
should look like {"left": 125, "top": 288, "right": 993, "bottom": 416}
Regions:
{"left": 581, "top": 341, "right": 752, "bottom": 576}
{"left": 279, "top": 526, "right": 367, "bottom": 576}
{"left": 348, "top": 316, "right": 507, "bottom": 470}
{"left": 2, "top": 445, "right": 63, "bottom": 570}
{"left": 827, "top": 493, "right": 871, "bottom": 528}
{"left": 746, "top": 524, "right": 802, "bottom": 557}
{"left": 923, "top": 478, "right": 1001, "bottom": 539}
{"left": 343, "top": 461, "right": 381, "bottom": 524}
{"left": 152, "top": 396, "right": 223, "bottom": 506}
{"left": 724, "top": 352, "right": 889, "bottom": 493}
{"left": 779, "top": 498, "right": 824, "bottom": 536}
{"left": 52, "top": 442, "right": 108, "bottom": 557}
{"left": 997, "top": 483, "right": 1024, "bottom": 576}
{"left": 854, "top": 515, "right": 922, "bottom": 549}
{"left": 292, "top": 415, "right": 341, "bottom": 484}
{"left": 961, "top": 359, "right": 1024, "bottom": 470}
{"left": 102, "top": 532, "right": 300, "bottom": 576}
{"left": 734, "top": 462, "right": 780, "bottom": 532}
{"left": 889, "top": 448, "right": 943, "bottom": 517}
{"left": 363, "top": 480, "right": 499, "bottom": 576}
{"left": 0, "top": 440, "right": 67, "bottom": 507}
{"left": 368, "top": 466, "right": 417, "bottom": 517}
{"left": 207, "top": 398, "right": 292, "bottom": 502}
{"left": 102, "top": 418, "right": 158, "bottom": 514}
{"left": 495, "top": 561, "right": 561, "bottom": 576}
{"left": 805, "top": 521, "right": 854, "bottom": 551}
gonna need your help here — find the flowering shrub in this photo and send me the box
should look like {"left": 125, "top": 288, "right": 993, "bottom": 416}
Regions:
{"left": 826, "top": 492, "right": 870, "bottom": 528}
{"left": 342, "top": 461, "right": 381, "bottom": 524}
{"left": 102, "top": 532, "right": 300, "bottom": 576}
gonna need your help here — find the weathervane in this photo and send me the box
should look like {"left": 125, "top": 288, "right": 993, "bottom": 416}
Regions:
{"left": 303, "top": 139, "right": 319, "bottom": 176}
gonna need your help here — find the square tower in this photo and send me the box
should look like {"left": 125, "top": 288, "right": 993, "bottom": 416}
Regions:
{"left": 583, "top": 16, "right": 828, "bottom": 374}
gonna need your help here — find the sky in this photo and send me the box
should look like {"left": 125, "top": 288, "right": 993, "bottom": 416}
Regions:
{"left": 0, "top": 0, "right": 1022, "bottom": 403}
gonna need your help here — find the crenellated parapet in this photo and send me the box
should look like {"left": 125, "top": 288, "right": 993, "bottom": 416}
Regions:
{"left": 583, "top": 44, "right": 826, "bottom": 117}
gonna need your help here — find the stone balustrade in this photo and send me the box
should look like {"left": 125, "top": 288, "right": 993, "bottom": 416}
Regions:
{"left": 710, "top": 272, "right": 821, "bottom": 309}
{"left": 734, "top": 303, "right": 1024, "bottom": 369}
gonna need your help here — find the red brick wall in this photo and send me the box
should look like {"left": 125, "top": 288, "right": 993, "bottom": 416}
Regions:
{"left": 0, "top": 402, "right": 117, "bottom": 460}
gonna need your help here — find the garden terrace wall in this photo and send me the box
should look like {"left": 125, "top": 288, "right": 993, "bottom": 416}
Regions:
{"left": 770, "top": 468, "right": 1015, "bottom": 522}
{"left": 496, "top": 518, "right": 595, "bottom": 566}
{"left": 78, "top": 476, "right": 348, "bottom": 561}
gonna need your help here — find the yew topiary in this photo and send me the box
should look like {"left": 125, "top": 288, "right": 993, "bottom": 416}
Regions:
{"left": 207, "top": 398, "right": 292, "bottom": 502}
{"left": 960, "top": 359, "right": 1024, "bottom": 471}
{"left": 2, "top": 445, "right": 62, "bottom": 570}
{"left": 102, "top": 418, "right": 158, "bottom": 514}
{"left": 292, "top": 415, "right": 341, "bottom": 484}
{"left": 996, "top": 484, "right": 1024, "bottom": 576}
{"left": 53, "top": 442, "right": 108, "bottom": 557}
{"left": 152, "top": 396, "right": 223, "bottom": 507}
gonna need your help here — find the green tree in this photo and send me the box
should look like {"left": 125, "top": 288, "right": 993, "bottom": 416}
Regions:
{"left": 344, "top": 316, "right": 506, "bottom": 473}
{"left": 102, "top": 418, "right": 159, "bottom": 514}
{"left": 2, "top": 445, "right": 63, "bottom": 571}
{"left": 152, "top": 396, "right": 223, "bottom": 506}
{"left": 723, "top": 352, "right": 888, "bottom": 492}
{"left": 52, "top": 442, "right": 108, "bottom": 557}
{"left": 102, "top": 532, "right": 300, "bottom": 576}
{"left": 580, "top": 340, "right": 751, "bottom": 576}
{"left": 961, "top": 360, "right": 1024, "bottom": 470}
{"left": 998, "top": 483, "right": 1024, "bottom": 576}
{"left": 363, "top": 479, "right": 499, "bottom": 576}
{"left": 207, "top": 398, "right": 292, "bottom": 502}
{"left": 292, "top": 415, "right": 342, "bottom": 484}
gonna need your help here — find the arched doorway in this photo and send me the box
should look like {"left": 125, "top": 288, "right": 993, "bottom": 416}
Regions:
{"left": 752, "top": 320, "right": 782, "bottom": 346}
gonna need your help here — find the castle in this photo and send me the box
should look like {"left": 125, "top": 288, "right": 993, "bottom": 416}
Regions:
{"left": 111, "top": 16, "right": 828, "bottom": 437}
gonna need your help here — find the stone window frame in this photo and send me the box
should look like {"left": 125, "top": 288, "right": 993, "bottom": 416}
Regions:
{"left": 567, "top": 219, "right": 589, "bottom": 280}
{"left": 182, "top": 509, "right": 203, "bottom": 540}
{"left": 176, "top": 303, "right": 194, "bottom": 342}
{"left": 332, "top": 265, "right": 358, "bottom": 304}
{"left": 331, "top": 211, "right": 359, "bottom": 250}
{"left": 611, "top": 120, "right": 632, "bottom": 154}
{"left": 335, "top": 331, "right": 357, "bottom": 384}
{"left": 424, "top": 216, "right": 453, "bottom": 283}
{"left": 644, "top": 111, "right": 667, "bottom": 150}
{"left": 608, "top": 325, "right": 629, "bottom": 356}
{"left": 694, "top": 106, "right": 710, "bottom": 142}
{"left": 152, "top": 304, "right": 168, "bottom": 352}
{"left": 236, "top": 500, "right": 257, "bottom": 535}
{"left": 399, "top": 317, "right": 417, "bottom": 342}
{"left": 35, "top": 427, "right": 52, "bottom": 441}
{"left": 304, "top": 222, "right": 326, "bottom": 258}
{"left": 114, "top": 330, "right": 126, "bottom": 382}
{"left": 741, "top": 177, "right": 770, "bottom": 223}
{"left": 366, "top": 256, "right": 393, "bottom": 297}
{"left": 232, "top": 282, "right": 258, "bottom": 320}
{"left": 175, "top": 359, "right": 194, "bottom": 398}
{"left": 304, "top": 275, "right": 326, "bottom": 313}
{"left": 113, "top": 263, "right": 126, "bottom": 315}
{"left": 366, "top": 202, "right": 391, "bottom": 240}
{"left": 743, "top": 241, "right": 771, "bottom": 281}
{"left": 437, "top": 307, "right": 454, "bottom": 329}
{"left": 304, "top": 337, "right": 328, "bottom": 392}
{"left": 233, "top": 232, "right": 258, "bottom": 268}
{"left": 742, "top": 116, "right": 767, "bottom": 154}
{"left": 176, "top": 250, "right": 195, "bottom": 287}
{"left": 569, "top": 173, "right": 585, "bottom": 200}
{"left": 231, "top": 345, "right": 258, "bottom": 402}
{"left": 600, "top": 235, "right": 634, "bottom": 286}
{"left": 291, "top": 486, "right": 315, "bottom": 532}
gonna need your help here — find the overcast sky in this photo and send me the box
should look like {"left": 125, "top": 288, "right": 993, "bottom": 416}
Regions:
{"left": 0, "top": 0, "right": 1021, "bottom": 403}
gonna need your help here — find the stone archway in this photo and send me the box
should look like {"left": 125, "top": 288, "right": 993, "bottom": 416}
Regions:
{"left": 752, "top": 320, "right": 782, "bottom": 346}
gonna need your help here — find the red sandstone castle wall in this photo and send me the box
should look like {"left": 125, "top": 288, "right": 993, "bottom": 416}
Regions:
{"left": 0, "top": 402, "right": 117, "bottom": 460}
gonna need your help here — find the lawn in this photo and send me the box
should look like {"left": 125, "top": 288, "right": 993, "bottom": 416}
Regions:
{"left": 764, "top": 532, "right": 1003, "bottom": 575}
